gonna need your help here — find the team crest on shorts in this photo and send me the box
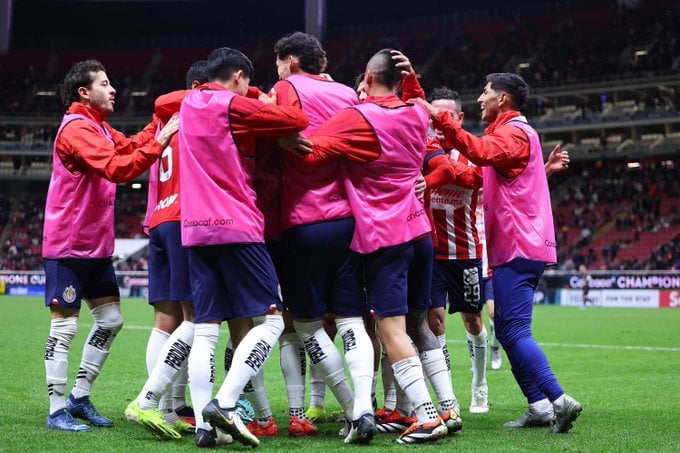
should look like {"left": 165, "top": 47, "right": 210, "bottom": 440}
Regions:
{"left": 463, "top": 267, "right": 480, "bottom": 285}
{"left": 62, "top": 285, "right": 77, "bottom": 304}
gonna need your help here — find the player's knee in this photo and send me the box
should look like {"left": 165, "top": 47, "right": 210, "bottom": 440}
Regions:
{"left": 91, "top": 302, "right": 124, "bottom": 333}
{"left": 262, "top": 313, "right": 284, "bottom": 337}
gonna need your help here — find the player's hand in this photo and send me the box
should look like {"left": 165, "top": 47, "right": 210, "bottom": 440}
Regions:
{"left": 545, "top": 144, "right": 569, "bottom": 176}
{"left": 156, "top": 116, "right": 180, "bottom": 148}
{"left": 391, "top": 50, "right": 414, "bottom": 77}
{"left": 412, "top": 97, "right": 438, "bottom": 118}
{"left": 277, "top": 133, "right": 312, "bottom": 158}
{"left": 260, "top": 88, "right": 277, "bottom": 105}
{"left": 415, "top": 173, "right": 426, "bottom": 200}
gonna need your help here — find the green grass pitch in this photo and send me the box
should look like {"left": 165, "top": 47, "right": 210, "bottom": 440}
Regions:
{"left": 0, "top": 296, "right": 679, "bottom": 452}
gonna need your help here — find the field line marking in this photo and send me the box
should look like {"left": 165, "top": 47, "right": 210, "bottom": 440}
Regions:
{"left": 79, "top": 323, "right": 680, "bottom": 353}
{"left": 446, "top": 339, "right": 680, "bottom": 353}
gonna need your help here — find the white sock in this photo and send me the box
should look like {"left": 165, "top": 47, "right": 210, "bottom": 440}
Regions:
{"left": 172, "top": 363, "right": 189, "bottom": 411}
{"left": 336, "top": 317, "right": 374, "bottom": 419}
{"left": 146, "top": 328, "right": 170, "bottom": 375}
{"left": 394, "top": 380, "right": 413, "bottom": 416}
{"left": 215, "top": 315, "right": 283, "bottom": 408}
{"left": 279, "top": 332, "right": 306, "bottom": 414}
{"left": 308, "top": 362, "right": 325, "bottom": 409}
{"left": 489, "top": 319, "right": 500, "bottom": 348}
{"left": 532, "top": 397, "right": 553, "bottom": 411}
{"left": 138, "top": 321, "right": 194, "bottom": 410}
{"left": 552, "top": 394, "right": 567, "bottom": 408}
{"left": 467, "top": 328, "right": 488, "bottom": 388}
{"left": 189, "top": 323, "right": 219, "bottom": 430}
{"left": 244, "top": 367, "right": 273, "bottom": 419}
{"left": 160, "top": 393, "right": 178, "bottom": 425}
{"left": 71, "top": 303, "right": 123, "bottom": 400}
{"left": 45, "top": 317, "right": 78, "bottom": 414}
{"left": 420, "top": 348, "right": 455, "bottom": 413}
{"left": 381, "top": 351, "right": 397, "bottom": 411}
{"left": 392, "top": 356, "right": 437, "bottom": 423}
{"left": 294, "top": 320, "right": 354, "bottom": 419}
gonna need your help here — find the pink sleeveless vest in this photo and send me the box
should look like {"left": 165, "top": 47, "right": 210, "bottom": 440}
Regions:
{"left": 42, "top": 114, "right": 116, "bottom": 259}
{"left": 483, "top": 118, "right": 557, "bottom": 267}
{"left": 343, "top": 102, "right": 431, "bottom": 254}
{"left": 179, "top": 88, "right": 264, "bottom": 246}
{"left": 280, "top": 74, "right": 358, "bottom": 230}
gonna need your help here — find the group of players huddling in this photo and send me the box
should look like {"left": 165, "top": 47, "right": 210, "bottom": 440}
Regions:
{"left": 41, "top": 31, "right": 581, "bottom": 447}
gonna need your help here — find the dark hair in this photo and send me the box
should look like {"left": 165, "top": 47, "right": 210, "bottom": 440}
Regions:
{"left": 207, "top": 47, "right": 254, "bottom": 82}
{"left": 353, "top": 72, "right": 365, "bottom": 92}
{"left": 366, "top": 48, "right": 402, "bottom": 89}
{"left": 485, "top": 73, "right": 529, "bottom": 109}
{"left": 274, "top": 31, "right": 326, "bottom": 75}
{"left": 59, "top": 59, "right": 106, "bottom": 106}
{"left": 429, "top": 87, "right": 462, "bottom": 111}
{"left": 186, "top": 60, "right": 209, "bottom": 88}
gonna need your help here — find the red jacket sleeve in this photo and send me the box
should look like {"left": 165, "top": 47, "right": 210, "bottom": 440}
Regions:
{"left": 432, "top": 111, "right": 530, "bottom": 178}
{"left": 155, "top": 90, "right": 189, "bottom": 123}
{"left": 272, "top": 80, "right": 301, "bottom": 108}
{"left": 423, "top": 136, "right": 482, "bottom": 189}
{"left": 57, "top": 117, "right": 163, "bottom": 183}
{"left": 289, "top": 108, "right": 381, "bottom": 173}
{"left": 401, "top": 72, "right": 426, "bottom": 101}
{"left": 229, "top": 95, "right": 309, "bottom": 157}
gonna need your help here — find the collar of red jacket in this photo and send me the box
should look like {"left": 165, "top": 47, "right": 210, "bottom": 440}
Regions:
{"left": 485, "top": 110, "right": 521, "bottom": 135}
{"left": 66, "top": 102, "right": 104, "bottom": 124}
{"left": 364, "top": 94, "right": 404, "bottom": 107}
{"left": 198, "top": 82, "right": 227, "bottom": 91}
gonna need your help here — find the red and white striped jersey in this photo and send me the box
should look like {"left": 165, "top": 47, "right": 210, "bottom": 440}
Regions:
{"left": 426, "top": 148, "right": 483, "bottom": 261}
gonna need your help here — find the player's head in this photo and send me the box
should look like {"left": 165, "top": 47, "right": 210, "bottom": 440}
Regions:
{"left": 60, "top": 59, "right": 115, "bottom": 117}
{"left": 478, "top": 72, "right": 529, "bottom": 123}
{"left": 186, "top": 59, "right": 208, "bottom": 89}
{"left": 207, "top": 47, "right": 254, "bottom": 96}
{"left": 354, "top": 72, "right": 367, "bottom": 101}
{"left": 429, "top": 87, "right": 463, "bottom": 124}
{"left": 274, "top": 31, "right": 326, "bottom": 78}
{"left": 364, "top": 48, "right": 403, "bottom": 94}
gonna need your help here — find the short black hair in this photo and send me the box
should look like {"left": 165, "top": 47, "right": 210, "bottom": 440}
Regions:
{"left": 274, "top": 31, "right": 326, "bottom": 75}
{"left": 186, "top": 60, "right": 208, "bottom": 88}
{"left": 429, "top": 87, "right": 462, "bottom": 111}
{"left": 207, "top": 47, "right": 254, "bottom": 83}
{"left": 60, "top": 59, "right": 106, "bottom": 106}
{"left": 429, "top": 87, "right": 460, "bottom": 103}
{"left": 485, "top": 73, "right": 529, "bottom": 109}
{"left": 353, "top": 72, "right": 365, "bottom": 92}
{"left": 366, "top": 48, "right": 402, "bottom": 89}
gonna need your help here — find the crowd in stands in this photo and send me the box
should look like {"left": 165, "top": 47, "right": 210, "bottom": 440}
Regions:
{"left": 1, "top": 158, "right": 678, "bottom": 272}
{"left": 0, "top": 184, "right": 148, "bottom": 271}
{"left": 0, "top": 187, "right": 45, "bottom": 271}
{"left": 554, "top": 158, "right": 679, "bottom": 271}
{"left": 1, "top": 1, "right": 679, "bottom": 120}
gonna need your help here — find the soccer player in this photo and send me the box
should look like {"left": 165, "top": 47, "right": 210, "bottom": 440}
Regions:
{"left": 178, "top": 47, "right": 308, "bottom": 448}
{"left": 482, "top": 141, "right": 569, "bottom": 372}
{"left": 419, "top": 72, "right": 582, "bottom": 434}
{"left": 42, "top": 59, "right": 178, "bottom": 432}
{"left": 280, "top": 49, "right": 450, "bottom": 444}
{"left": 272, "top": 31, "right": 376, "bottom": 444}
{"left": 124, "top": 60, "right": 209, "bottom": 441}
{"left": 422, "top": 87, "right": 490, "bottom": 414}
